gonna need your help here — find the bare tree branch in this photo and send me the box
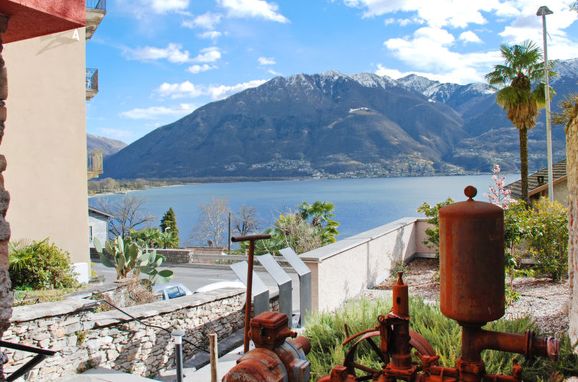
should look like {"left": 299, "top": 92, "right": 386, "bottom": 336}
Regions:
{"left": 191, "top": 198, "right": 230, "bottom": 247}
{"left": 233, "top": 206, "right": 260, "bottom": 236}
{"left": 95, "top": 196, "right": 155, "bottom": 239}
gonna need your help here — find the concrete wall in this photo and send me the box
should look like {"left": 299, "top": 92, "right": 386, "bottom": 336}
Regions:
{"left": 300, "top": 218, "right": 430, "bottom": 313}
{"left": 3, "top": 28, "right": 89, "bottom": 282}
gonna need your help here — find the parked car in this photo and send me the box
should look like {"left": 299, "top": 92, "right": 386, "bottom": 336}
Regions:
{"left": 153, "top": 282, "right": 193, "bottom": 300}
{"left": 194, "top": 280, "right": 245, "bottom": 293}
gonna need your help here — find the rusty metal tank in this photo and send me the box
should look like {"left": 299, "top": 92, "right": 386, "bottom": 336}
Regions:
{"left": 439, "top": 186, "right": 505, "bottom": 324}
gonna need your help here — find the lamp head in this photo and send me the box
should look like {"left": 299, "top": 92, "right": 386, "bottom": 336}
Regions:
{"left": 536, "top": 5, "right": 553, "bottom": 16}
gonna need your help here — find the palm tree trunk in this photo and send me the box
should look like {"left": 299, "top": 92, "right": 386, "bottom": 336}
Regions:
{"left": 519, "top": 127, "right": 529, "bottom": 203}
{"left": 567, "top": 111, "right": 578, "bottom": 350}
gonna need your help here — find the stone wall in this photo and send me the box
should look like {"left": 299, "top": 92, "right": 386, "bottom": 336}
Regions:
{"left": 2, "top": 289, "right": 246, "bottom": 381}
{"left": 157, "top": 249, "right": 193, "bottom": 264}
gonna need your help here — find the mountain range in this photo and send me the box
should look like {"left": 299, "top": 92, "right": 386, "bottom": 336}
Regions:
{"left": 87, "top": 134, "right": 127, "bottom": 157}
{"left": 102, "top": 59, "right": 578, "bottom": 180}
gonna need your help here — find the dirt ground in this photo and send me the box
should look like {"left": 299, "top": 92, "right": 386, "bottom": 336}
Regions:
{"left": 370, "top": 258, "right": 570, "bottom": 335}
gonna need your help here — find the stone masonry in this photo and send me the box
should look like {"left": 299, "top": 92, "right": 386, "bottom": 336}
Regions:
{"left": 0, "top": 14, "right": 12, "bottom": 382}
{"left": 2, "top": 289, "right": 245, "bottom": 381}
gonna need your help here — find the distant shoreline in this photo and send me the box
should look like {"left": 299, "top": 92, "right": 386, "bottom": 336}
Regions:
{"left": 87, "top": 171, "right": 509, "bottom": 196}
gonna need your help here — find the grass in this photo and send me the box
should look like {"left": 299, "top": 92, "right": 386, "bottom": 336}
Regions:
{"left": 304, "top": 297, "right": 577, "bottom": 381}
{"left": 13, "top": 287, "right": 80, "bottom": 306}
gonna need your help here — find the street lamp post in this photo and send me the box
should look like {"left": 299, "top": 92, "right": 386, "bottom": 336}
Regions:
{"left": 537, "top": 5, "right": 554, "bottom": 201}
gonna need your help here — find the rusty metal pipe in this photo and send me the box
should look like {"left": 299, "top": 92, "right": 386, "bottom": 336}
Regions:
{"left": 386, "top": 272, "right": 412, "bottom": 370}
{"left": 392, "top": 272, "right": 409, "bottom": 319}
{"left": 460, "top": 325, "right": 559, "bottom": 362}
{"left": 231, "top": 234, "right": 272, "bottom": 353}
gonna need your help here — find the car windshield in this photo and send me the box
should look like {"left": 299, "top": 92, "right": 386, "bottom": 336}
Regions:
{"left": 166, "top": 286, "right": 185, "bottom": 299}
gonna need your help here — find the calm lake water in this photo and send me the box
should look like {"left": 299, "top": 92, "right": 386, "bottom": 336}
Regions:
{"left": 90, "top": 174, "right": 520, "bottom": 245}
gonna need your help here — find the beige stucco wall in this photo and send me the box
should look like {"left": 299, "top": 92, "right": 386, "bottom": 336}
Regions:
{"left": 3, "top": 28, "right": 89, "bottom": 281}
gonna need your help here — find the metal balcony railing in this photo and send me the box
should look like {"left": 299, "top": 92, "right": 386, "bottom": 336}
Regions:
{"left": 86, "top": 68, "right": 99, "bottom": 100}
{"left": 86, "top": 0, "right": 106, "bottom": 12}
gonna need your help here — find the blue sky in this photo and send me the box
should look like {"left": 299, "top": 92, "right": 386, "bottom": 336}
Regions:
{"left": 86, "top": 0, "right": 578, "bottom": 143}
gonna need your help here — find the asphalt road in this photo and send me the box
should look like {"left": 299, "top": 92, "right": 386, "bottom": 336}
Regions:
{"left": 92, "top": 262, "right": 301, "bottom": 313}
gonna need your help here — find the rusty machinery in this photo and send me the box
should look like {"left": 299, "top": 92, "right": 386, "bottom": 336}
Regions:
{"left": 319, "top": 186, "right": 559, "bottom": 382}
{"left": 222, "top": 311, "right": 311, "bottom": 382}
{"left": 223, "top": 233, "right": 311, "bottom": 382}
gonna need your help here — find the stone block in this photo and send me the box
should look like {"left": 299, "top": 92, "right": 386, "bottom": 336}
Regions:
{"left": 0, "top": 67, "right": 7, "bottom": 100}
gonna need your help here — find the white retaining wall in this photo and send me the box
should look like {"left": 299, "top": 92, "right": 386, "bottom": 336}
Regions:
{"left": 300, "top": 218, "right": 432, "bottom": 313}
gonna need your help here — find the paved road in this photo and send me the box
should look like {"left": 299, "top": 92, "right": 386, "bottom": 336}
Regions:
{"left": 92, "top": 262, "right": 301, "bottom": 314}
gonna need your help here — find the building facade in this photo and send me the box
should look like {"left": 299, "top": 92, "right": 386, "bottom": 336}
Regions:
{"left": 2, "top": 2, "right": 105, "bottom": 284}
{"left": 88, "top": 207, "right": 110, "bottom": 250}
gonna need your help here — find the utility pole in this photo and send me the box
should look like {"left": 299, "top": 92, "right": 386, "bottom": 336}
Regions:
{"left": 537, "top": 5, "right": 554, "bottom": 201}
{"left": 227, "top": 212, "right": 231, "bottom": 253}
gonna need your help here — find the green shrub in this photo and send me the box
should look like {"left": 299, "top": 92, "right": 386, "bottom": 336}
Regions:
{"left": 128, "top": 227, "right": 176, "bottom": 249}
{"left": 525, "top": 199, "right": 568, "bottom": 281}
{"left": 9, "top": 239, "right": 79, "bottom": 290}
{"left": 160, "top": 207, "right": 179, "bottom": 248}
{"left": 305, "top": 297, "right": 577, "bottom": 381}
{"left": 417, "top": 198, "right": 454, "bottom": 255}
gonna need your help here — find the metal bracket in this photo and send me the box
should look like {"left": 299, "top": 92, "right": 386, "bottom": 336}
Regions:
{"left": 230, "top": 261, "right": 270, "bottom": 316}
{"left": 257, "top": 254, "right": 293, "bottom": 327}
{"left": 279, "top": 247, "right": 311, "bottom": 326}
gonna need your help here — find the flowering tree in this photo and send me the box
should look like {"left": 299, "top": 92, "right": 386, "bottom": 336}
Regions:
{"left": 486, "top": 164, "right": 514, "bottom": 209}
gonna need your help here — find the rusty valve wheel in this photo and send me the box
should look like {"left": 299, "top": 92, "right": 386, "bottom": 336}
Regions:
{"left": 342, "top": 329, "right": 436, "bottom": 381}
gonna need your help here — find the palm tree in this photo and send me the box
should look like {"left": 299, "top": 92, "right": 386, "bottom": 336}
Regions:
{"left": 553, "top": 94, "right": 578, "bottom": 345}
{"left": 485, "top": 40, "right": 551, "bottom": 202}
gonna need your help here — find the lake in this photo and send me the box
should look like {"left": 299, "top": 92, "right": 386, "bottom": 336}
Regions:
{"left": 89, "top": 174, "right": 519, "bottom": 245}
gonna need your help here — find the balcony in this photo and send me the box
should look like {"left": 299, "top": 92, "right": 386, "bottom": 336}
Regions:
{"left": 86, "top": 68, "right": 98, "bottom": 101}
{"left": 86, "top": 0, "right": 106, "bottom": 40}
{"left": 87, "top": 150, "right": 103, "bottom": 179}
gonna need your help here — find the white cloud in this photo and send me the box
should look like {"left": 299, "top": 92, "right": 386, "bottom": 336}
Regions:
{"left": 217, "top": 0, "right": 289, "bottom": 23}
{"left": 156, "top": 79, "right": 267, "bottom": 100}
{"left": 268, "top": 69, "right": 281, "bottom": 76}
{"left": 182, "top": 12, "right": 223, "bottom": 29}
{"left": 124, "top": 43, "right": 191, "bottom": 63}
{"left": 384, "top": 17, "right": 424, "bottom": 26}
{"left": 124, "top": 45, "right": 223, "bottom": 65}
{"left": 258, "top": 56, "right": 276, "bottom": 65}
{"left": 343, "top": 0, "right": 495, "bottom": 28}
{"left": 157, "top": 81, "right": 205, "bottom": 98}
{"left": 384, "top": 27, "right": 501, "bottom": 83}
{"left": 149, "top": 0, "right": 189, "bottom": 14}
{"left": 120, "top": 104, "right": 196, "bottom": 120}
{"left": 207, "top": 80, "right": 267, "bottom": 99}
{"left": 192, "top": 47, "right": 222, "bottom": 63}
{"left": 188, "top": 64, "right": 217, "bottom": 74}
{"left": 459, "top": 31, "right": 482, "bottom": 43}
{"left": 198, "top": 31, "right": 223, "bottom": 40}
{"left": 374, "top": 65, "right": 406, "bottom": 79}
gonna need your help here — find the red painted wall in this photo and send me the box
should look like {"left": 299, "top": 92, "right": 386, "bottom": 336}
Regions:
{"left": 0, "top": 0, "right": 85, "bottom": 43}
